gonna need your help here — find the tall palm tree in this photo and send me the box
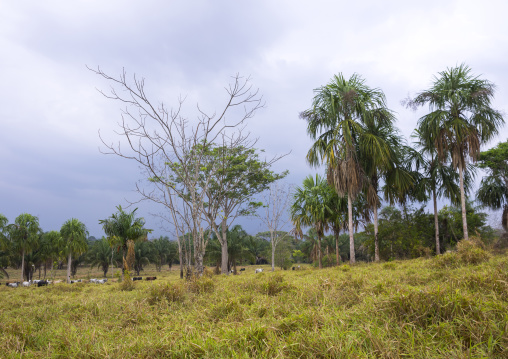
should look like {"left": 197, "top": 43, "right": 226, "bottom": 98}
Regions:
{"left": 99, "top": 206, "right": 151, "bottom": 281}
{"left": 8, "top": 213, "right": 41, "bottom": 281}
{"left": 60, "top": 218, "right": 88, "bottom": 283}
{"left": 409, "top": 64, "right": 504, "bottom": 240}
{"left": 302, "top": 73, "right": 391, "bottom": 263}
{"left": 290, "top": 174, "right": 330, "bottom": 269}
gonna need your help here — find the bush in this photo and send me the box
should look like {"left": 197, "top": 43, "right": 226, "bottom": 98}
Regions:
{"left": 119, "top": 271, "right": 135, "bottom": 291}
{"left": 435, "top": 238, "right": 490, "bottom": 268}
{"left": 186, "top": 276, "right": 215, "bottom": 294}
{"left": 148, "top": 282, "right": 186, "bottom": 304}
{"left": 259, "top": 274, "right": 293, "bottom": 296}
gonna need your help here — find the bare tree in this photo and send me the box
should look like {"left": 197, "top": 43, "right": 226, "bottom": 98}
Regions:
{"left": 259, "top": 182, "right": 292, "bottom": 272}
{"left": 90, "top": 66, "right": 264, "bottom": 276}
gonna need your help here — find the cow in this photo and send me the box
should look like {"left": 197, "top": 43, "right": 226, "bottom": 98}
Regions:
{"left": 96, "top": 279, "right": 107, "bottom": 284}
{"left": 132, "top": 277, "right": 142, "bottom": 281}
{"left": 89, "top": 279, "right": 98, "bottom": 283}
{"left": 22, "top": 281, "right": 32, "bottom": 287}
{"left": 53, "top": 280, "right": 63, "bottom": 284}
{"left": 145, "top": 277, "right": 157, "bottom": 281}
{"left": 7, "top": 282, "right": 20, "bottom": 288}
{"left": 255, "top": 268, "right": 263, "bottom": 273}
{"left": 37, "top": 280, "right": 48, "bottom": 287}
{"left": 240, "top": 268, "right": 246, "bottom": 272}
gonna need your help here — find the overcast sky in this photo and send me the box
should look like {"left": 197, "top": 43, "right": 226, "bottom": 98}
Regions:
{"left": 1, "top": 0, "right": 507, "bottom": 238}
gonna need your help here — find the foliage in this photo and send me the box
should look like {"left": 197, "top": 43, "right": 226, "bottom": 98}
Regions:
{"left": 409, "top": 64, "right": 504, "bottom": 241}
{"left": 99, "top": 206, "right": 151, "bottom": 279}
{"left": 477, "top": 139, "right": 508, "bottom": 230}
{"left": 434, "top": 238, "right": 490, "bottom": 268}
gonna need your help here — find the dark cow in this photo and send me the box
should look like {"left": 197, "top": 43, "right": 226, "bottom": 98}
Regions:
{"left": 37, "top": 280, "right": 48, "bottom": 287}
{"left": 145, "top": 277, "right": 157, "bottom": 281}
{"left": 240, "top": 268, "right": 246, "bottom": 272}
{"left": 132, "top": 277, "right": 142, "bottom": 281}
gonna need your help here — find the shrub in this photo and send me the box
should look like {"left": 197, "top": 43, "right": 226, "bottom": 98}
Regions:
{"left": 259, "top": 274, "right": 292, "bottom": 296}
{"left": 435, "top": 238, "right": 490, "bottom": 268}
{"left": 119, "top": 271, "right": 135, "bottom": 291}
{"left": 186, "top": 275, "right": 215, "bottom": 294}
{"left": 148, "top": 282, "right": 186, "bottom": 304}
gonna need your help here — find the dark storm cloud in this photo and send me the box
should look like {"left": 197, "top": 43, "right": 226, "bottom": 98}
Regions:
{"left": 1, "top": 0, "right": 507, "bottom": 237}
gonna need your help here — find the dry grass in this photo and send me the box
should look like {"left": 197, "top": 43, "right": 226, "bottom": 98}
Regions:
{"left": 1, "top": 247, "right": 507, "bottom": 358}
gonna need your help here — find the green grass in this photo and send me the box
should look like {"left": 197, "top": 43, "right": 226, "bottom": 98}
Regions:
{"left": 1, "top": 249, "right": 507, "bottom": 358}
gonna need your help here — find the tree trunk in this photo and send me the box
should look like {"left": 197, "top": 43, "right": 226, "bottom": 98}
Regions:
{"left": 121, "top": 247, "right": 126, "bottom": 282}
{"left": 21, "top": 249, "right": 25, "bottom": 282}
{"left": 317, "top": 230, "right": 322, "bottom": 269}
{"left": 271, "top": 240, "right": 276, "bottom": 272}
{"left": 348, "top": 193, "right": 356, "bottom": 264}
{"left": 433, "top": 187, "right": 440, "bottom": 255}
{"left": 335, "top": 230, "right": 340, "bottom": 266}
{"left": 220, "top": 220, "right": 229, "bottom": 275}
{"left": 458, "top": 161, "right": 469, "bottom": 240}
{"left": 178, "top": 240, "right": 183, "bottom": 279}
{"left": 373, "top": 204, "right": 380, "bottom": 262}
{"left": 67, "top": 252, "right": 72, "bottom": 283}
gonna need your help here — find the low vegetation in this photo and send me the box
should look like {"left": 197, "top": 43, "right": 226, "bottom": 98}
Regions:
{"left": 1, "top": 241, "right": 506, "bottom": 358}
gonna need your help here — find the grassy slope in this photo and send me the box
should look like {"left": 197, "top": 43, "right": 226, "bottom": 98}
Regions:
{"left": 1, "top": 252, "right": 507, "bottom": 358}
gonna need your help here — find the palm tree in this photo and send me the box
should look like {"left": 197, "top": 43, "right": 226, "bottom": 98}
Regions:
{"left": 360, "top": 119, "right": 414, "bottom": 261}
{"left": 133, "top": 241, "right": 152, "bottom": 276}
{"left": 477, "top": 139, "right": 508, "bottom": 231}
{"left": 302, "top": 73, "right": 391, "bottom": 263}
{"left": 99, "top": 206, "right": 151, "bottom": 281}
{"left": 7, "top": 213, "right": 41, "bottom": 281}
{"left": 323, "top": 185, "right": 347, "bottom": 265}
{"left": 410, "top": 129, "right": 474, "bottom": 254}
{"left": 290, "top": 174, "right": 330, "bottom": 269}
{"left": 151, "top": 236, "right": 171, "bottom": 272}
{"left": 409, "top": 64, "right": 504, "bottom": 241}
{"left": 40, "top": 231, "right": 62, "bottom": 278}
{"left": 60, "top": 218, "right": 88, "bottom": 283}
{"left": 88, "top": 237, "right": 113, "bottom": 277}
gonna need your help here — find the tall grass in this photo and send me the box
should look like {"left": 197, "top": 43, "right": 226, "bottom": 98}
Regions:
{"left": 0, "top": 243, "right": 507, "bottom": 358}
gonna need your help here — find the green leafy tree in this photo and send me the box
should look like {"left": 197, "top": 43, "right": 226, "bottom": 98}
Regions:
{"left": 60, "top": 218, "right": 88, "bottom": 283}
{"left": 0, "top": 214, "right": 9, "bottom": 279}
{"left": 7, "top": 213, "right": 41, "bottom": 281}
{"left": 99, "top": 206, "right": 151, "bottom": 281}
{"left": 408, "top": 64, "right": 504, "bottom": 241}
{"left": 201, "top": 144, "right": 287, "bottom": 274}
{"left": 302, "top": 73, "right": 392, "bottom": 264}
{"left": 477, "top": 139, "right": 508, "bottom": 231}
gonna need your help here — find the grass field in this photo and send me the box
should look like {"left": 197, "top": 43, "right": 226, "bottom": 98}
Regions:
{"left": 1, "top": 246, "right": 507, "bottom": 358}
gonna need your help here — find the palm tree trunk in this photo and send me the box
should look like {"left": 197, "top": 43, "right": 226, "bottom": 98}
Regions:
{"left": 433, "top": 187, "right": 440, "bottom": 255}
{"left": 335, "top": 230, "right": 340, "bottom": 266}
{"left": 373, "top": 204, "right": 380, "bottom": 262}
{"left": 348, "top": 193, "right": 356, "bottom": 264}
{"left": 21, "top": 249, "right": 25, "bottom": 281}
{"left": 458, "top": 161, "right": 469, "bottom": 240}
{"left": 67, "top": 252, "right": 72, "bottom": 283}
